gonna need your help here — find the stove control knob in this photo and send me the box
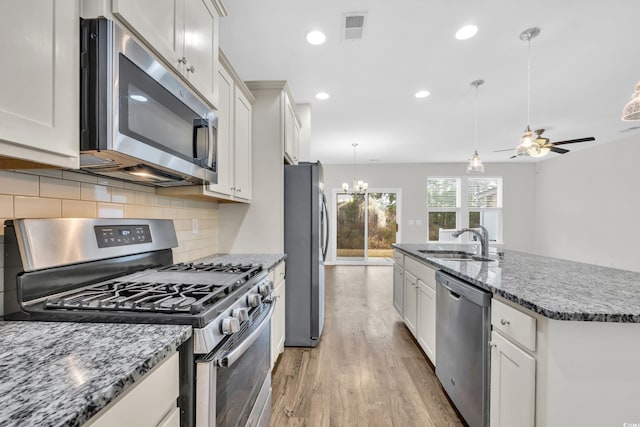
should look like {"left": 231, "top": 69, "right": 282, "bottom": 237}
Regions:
{"left": 232, "top": 307, "right": 249, "bottom": 322}
{"left": 258, "top": 282, "right": 272, "bottom": 296}
{"left": 247, "top": 293, "right": 262, "bottom": 308}
{"left": 221, "top": 317, "right": 240, "bottom": 335}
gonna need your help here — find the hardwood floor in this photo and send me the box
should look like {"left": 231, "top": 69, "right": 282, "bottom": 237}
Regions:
{"left": 270, "top": 265, "right": 464, "bottom": 427}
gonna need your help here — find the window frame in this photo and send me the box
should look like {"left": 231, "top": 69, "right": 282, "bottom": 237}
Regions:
{"left": 427, "top": 176, "right": 503, "bottom": 243}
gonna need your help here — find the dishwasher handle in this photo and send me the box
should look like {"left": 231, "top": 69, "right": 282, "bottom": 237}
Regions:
{"left": 436, "top": 271, "right": 491, "bottom": 306}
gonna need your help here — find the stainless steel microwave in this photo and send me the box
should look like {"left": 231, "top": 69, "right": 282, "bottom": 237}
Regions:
{"left": 80, "top": 18, "right": 217, "bottom": 186}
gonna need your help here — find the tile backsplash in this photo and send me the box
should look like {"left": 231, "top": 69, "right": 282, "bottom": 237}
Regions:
{"left": 0, "top": 169, "right": 219, "bottom": 316}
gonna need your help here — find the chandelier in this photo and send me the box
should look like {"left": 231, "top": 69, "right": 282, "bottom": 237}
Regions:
{"left": 342, "top": 143, "right": 368, "bottom": 193}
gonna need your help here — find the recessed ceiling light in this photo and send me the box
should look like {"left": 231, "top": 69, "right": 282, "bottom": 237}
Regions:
{"left": 455, "top": 25, "right": 478, "bottom": 40}
{"left": 414, "top": 90, "right": 430, "bottom": 99}
{"left": 130, "top": 94, "right": 148, "bottom": 102}
{"left": 315, "top": 92, "right": 330, "bottom": 100}
{"left": 306, "top": 30, "right": 326, "bottom": 45}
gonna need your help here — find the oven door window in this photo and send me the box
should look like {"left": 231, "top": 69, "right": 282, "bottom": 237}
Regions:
{"left": 216, "top": 319, "right": 270, "bottom": 427}
{"left": 117, "top": 54, "right": 207, "bottom": 164}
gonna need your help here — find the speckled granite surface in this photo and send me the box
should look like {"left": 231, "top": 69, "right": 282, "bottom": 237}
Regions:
{"left": 0, "top": 321, "right": 191, "bottom": 427}
{"left": 393, "top": 243, "right": 640, "bottom": 322}
{"left": 193, "top": 253, "right": 286, "bottom": 270}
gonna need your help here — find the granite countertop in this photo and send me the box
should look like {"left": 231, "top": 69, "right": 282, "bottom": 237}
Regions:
{"left": 194, "top": 253, "right": 286, "bottom": 270}
{"left": 0, "top": 321, "right": 191, "bottom": 427}
{"left": 393, "top": 243, "right": 640, "bottom": 323}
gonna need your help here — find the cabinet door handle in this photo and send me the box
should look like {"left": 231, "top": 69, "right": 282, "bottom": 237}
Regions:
{"left": 178, "top": 57, "right": 187, "bottom": 64}
{"left": 236, "top": 188, "right": 241, "bottom": 192}
{"left": 500, "top": 318, "right": 510, "bottom": 326}
{"left": 186, "top": 65, "right": 196, "bottom": 73}
{"left": 489, "top": 341, "right": 497, "bottom": 348}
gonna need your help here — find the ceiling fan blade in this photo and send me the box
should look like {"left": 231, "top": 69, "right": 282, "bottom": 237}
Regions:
{"left": 509, "top": 155, "right": 517, "bottom": 159}
{"left": 550, "top": 146, "right": 570, "bottom": 154}
{"left": 551, "top": 137, "right": 595, "bottom": 146}
{"left": 493, "top": 148, "right": 515, "bottom": 153}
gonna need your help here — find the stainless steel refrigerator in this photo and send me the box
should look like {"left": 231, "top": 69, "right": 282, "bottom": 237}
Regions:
{"left": 284, "top": 161, "right": 329, "bottom": 347}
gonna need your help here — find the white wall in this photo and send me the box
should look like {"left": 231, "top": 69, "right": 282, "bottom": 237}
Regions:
{"left": 534, "top": 133, "right": 640, "bottom": 272}
{"left": 322, "top": 162, "right": 537, "bottom": 262}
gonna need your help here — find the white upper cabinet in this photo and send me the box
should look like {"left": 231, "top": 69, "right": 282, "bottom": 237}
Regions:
{"left": 0, "top": 0, "right": 79, "bottom": 169}
{"left": 233, "top": 85, "right": 252, "bottom": 200}
{"left": 284, "top": 96, "right": 300, "bottom": 165}
{"left": 110, "top": 0, "right": 223, "bottom": 107}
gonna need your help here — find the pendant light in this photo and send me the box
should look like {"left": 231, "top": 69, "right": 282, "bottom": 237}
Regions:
{"left": 342, "top": 143, "right": 368, "bottom": 193}
{"left": 622, "top": 80, "right": 640, "bottom": 121}
{"left": 515, "top": 27, "right": 541, "bottom": 157}
{"left": 467, "top": 79, "right": 485, "bottom": 174}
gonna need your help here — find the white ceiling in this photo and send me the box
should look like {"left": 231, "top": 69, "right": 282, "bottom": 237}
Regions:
{"left": 219, "top": 0, "right": 640, "bottom": 164}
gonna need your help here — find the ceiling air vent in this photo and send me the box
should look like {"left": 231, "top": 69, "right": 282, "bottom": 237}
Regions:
{"left": 342, "top": 12, "right": 367, "bottom": 40}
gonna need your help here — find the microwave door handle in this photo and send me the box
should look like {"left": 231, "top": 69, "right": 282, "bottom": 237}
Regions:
{"left": 216, "top": 299, "right": 276, "bottom": 368}
{"left": 192, "top": 118, "right": 208, "bottom": 166}
{"left": 206, "top": 118, "right": 215, "bottom": 169}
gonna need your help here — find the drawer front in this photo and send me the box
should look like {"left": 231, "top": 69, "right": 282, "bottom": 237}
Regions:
{"left": 405, "top": 257, "right": 437, "bottom": 289}
{"left": 393, "top": 250, "right": 404, "bottom": 267}
{"left": 492, "top": 299, "right": 536, "bottom": 351}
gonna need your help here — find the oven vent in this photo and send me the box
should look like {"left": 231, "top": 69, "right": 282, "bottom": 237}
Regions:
{"left": 342, "top": 12, "right": 367, "bottom": 40}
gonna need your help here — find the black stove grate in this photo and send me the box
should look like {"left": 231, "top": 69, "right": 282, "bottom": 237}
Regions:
{"left": 160, "top": 262, "right": 257, "bottom": 274}
{"left": 44, "top": 281, "right": 232, "bottom": 314}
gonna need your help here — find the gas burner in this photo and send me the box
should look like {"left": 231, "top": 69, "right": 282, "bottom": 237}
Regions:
{"left": 161, "top": 262, "right": 256, "bottom": 274}
{"left": 160, "top": 296, "right": 197, "bottom": 309}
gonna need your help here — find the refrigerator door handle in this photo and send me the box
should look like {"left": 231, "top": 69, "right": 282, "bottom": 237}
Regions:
{"left": 321, "top": 194, "right": 329, "bottom": 262}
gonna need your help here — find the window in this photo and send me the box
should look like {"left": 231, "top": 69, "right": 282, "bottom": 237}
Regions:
{"left": 427, "top": 177, "right": 502, "bottom": 242}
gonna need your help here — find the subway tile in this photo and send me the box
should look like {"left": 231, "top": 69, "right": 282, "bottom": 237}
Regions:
{"left": 0, "top": 171, "right": 39, "bottom": 196}
{"left": 20, "top": 169, "right": 63, "bottom": 178}
{"left": 124, "top": 204, "right": 147, "bottom": 218}
{"left": 135, "top": 192, "right": 157, "bottom": 206}
{"left": 148, "top": 206, "right": 163, "bottom": 218}
{"left": 97, "top": 203, "right": 124, "bottom": 218}
{"left": 0, "top": 195, "right": 14, "bottom": 218}
{"left": 156, "top": 196, "right": 172, "bottom": 207}
{"left": 162, "top": 207, "right": 178, "bottom": 219}
{"left": 111, "top": 188, "right": 137, "bottom": 204}
{"left": 14, "top": 197, "right": 61, "bottom": 218}
{"left": 80, "top": 183, "right": 111, "bottom": 202}
{"left": 62, "top": 170, "right": 98, "bottom": 184}
{"left": 0, "top": 221, "right": 6, "bottom": 235}
{"left": 170, "top": 199, "right": 184, "bottom": 208}
{"left": 96, "top": 177, "right": 125, "bottom": 188}
{"left": 40, "top": 177, "right": 81, "bottom": 200}
{"left": 62, "top": 200, "right": 96, "bottom": 218}
{"left": 124, "top": 182, "right": 155, "bottom": 193}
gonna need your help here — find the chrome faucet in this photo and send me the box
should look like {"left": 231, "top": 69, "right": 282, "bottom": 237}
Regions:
{"left": 452, "top": 225, "right": 489, "bottom": 257}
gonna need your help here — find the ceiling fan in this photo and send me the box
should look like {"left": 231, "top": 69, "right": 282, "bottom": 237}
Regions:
{"left": 494, "top": 129, "right": 596, "bottom": 158}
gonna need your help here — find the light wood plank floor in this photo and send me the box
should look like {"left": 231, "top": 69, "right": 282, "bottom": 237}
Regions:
{"left": 270, "top": 265, "right": 464, "bottom": 427}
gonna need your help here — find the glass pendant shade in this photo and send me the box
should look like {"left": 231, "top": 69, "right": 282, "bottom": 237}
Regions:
{"left": 622, "top": 81, "right": 640, "bottom": 121}
{"left": 466, "top": 150, "right": 485, "bottom": 173}
{"left": 527, "top": 144, "right": 550, "bottom": 157}
{"left": 515, "top": 127, "right": 536, "bottom": 156}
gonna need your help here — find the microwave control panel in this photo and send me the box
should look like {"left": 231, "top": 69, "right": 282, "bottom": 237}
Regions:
{"left": 94, "top": 225, "right": 152, "bottom": 248}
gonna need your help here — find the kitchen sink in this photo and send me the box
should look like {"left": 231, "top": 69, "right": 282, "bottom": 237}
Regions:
{"left": 417, "top": 250, "right": 495, "bottom": 262}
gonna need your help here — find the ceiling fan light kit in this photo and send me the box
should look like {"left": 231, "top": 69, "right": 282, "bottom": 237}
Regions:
{"left": 622, "top": 80, "right": 640, "bottom": 121}
{"left": 467, "top": 79, "right": 485, "bottom": 173}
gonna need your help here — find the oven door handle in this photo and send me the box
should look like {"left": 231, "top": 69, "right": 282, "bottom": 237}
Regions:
{"left": 216, "top": 298, "right": 276, "bottom": 368}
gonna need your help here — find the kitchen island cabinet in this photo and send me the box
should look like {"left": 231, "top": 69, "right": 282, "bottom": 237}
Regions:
{"left": 0, "top": 0, "right": 79, "bottom": 169}
{"left": 0, "top": 321, "right": 191, "bottom": 427}
{"left": 393, "top": 243, "right": 640, "bottom": 426}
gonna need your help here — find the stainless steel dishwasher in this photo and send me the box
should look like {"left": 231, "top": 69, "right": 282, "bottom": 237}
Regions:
{"left": 435, "top": 271, "right": 491, "bottom": 427}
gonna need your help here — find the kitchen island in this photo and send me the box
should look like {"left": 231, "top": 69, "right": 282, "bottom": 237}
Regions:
{"left": 393, "top": 243, "right": 640, "bottom": 427}
{"left": 0, "top": 321, "right": 191, "bottom": 427}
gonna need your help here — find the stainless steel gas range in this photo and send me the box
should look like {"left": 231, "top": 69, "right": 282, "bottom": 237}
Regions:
{"left": 3, "top": 218, "right": 274, "bottom": 427}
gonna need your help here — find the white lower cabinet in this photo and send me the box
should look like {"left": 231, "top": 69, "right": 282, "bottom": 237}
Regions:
{"left": 489, "top": 331, "right": 536, "bottom": 427}
{"left": 416, "top": 280, "right": 436, "bottom": 364}
{"left": 403, "top": 271, "right": 418, "bottom": 336}
{"left": 270, "top": 261, "right": 286, "bottom": 369}
{"left": 393, "top": 264, "right": 404, "bottom": 317}
{"left": 84, "top": 352, "right": 180, "bottom": 427}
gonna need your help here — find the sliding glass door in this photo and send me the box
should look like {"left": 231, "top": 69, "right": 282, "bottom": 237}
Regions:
{"left": 335, "top": 191, "right": 399, "bottom": 263}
